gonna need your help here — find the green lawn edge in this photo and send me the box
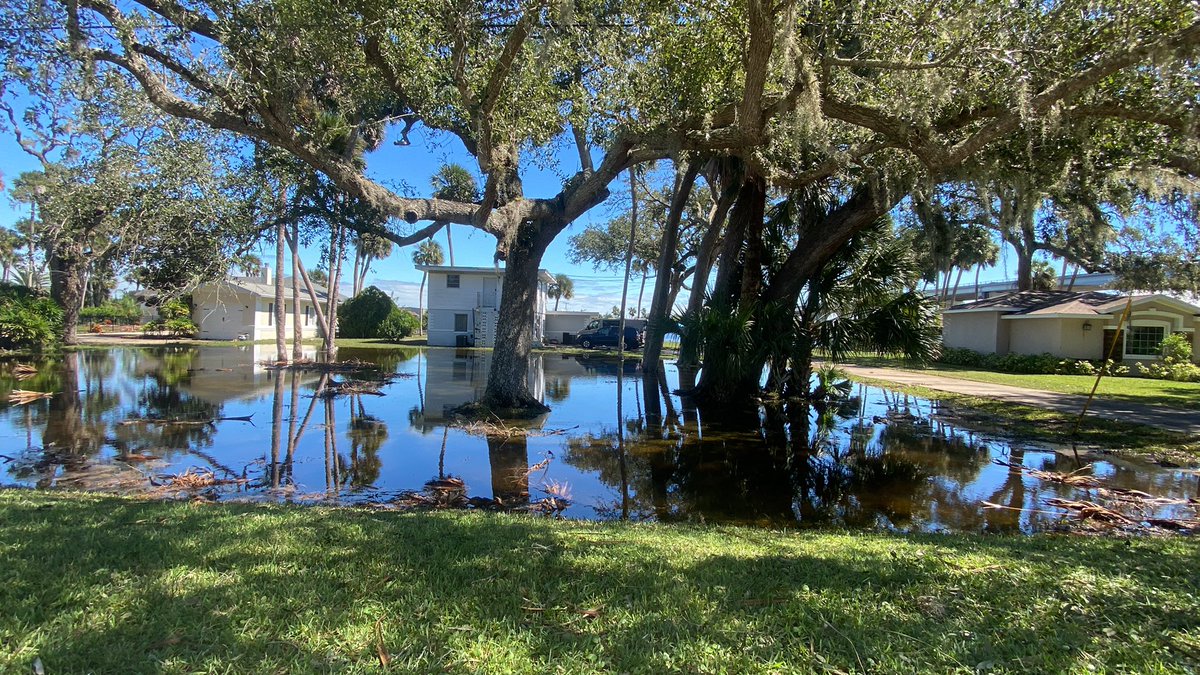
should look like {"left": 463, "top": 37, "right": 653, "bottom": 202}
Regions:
{"left": 1, "top": 490, "right": 1197, "bottom": 674}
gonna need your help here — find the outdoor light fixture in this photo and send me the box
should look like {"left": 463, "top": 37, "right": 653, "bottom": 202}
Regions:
{"left": 1082, "top": 322, "right": 1093, "bottom": 331}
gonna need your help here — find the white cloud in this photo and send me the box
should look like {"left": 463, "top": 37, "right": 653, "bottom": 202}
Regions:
{"left": 361, "top": 278, "right": 425, "bottom": 309}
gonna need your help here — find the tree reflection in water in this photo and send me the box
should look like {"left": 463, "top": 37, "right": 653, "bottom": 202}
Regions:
{"left": 565, "top": 366, "right": 995, "bottom": 529}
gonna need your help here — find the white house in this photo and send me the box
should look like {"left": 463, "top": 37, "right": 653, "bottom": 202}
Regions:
{"left": 192, "top": 268, "right": 331, "bottom": 341}
{"left": 943, "top": 291, "right": 1200, "bottom": 363}
{"left": 416, "top": 265, "right": 555, "bottom": 347}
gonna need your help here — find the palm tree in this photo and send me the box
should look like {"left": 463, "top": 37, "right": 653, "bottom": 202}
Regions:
{"left": 352, "top": 233, "right": 394, "bottom": 296}
{"left": 412, "top": 239, "right": 444, "bottom": 335}
{"left": 0, "top": 228, "right": 21, "bottom": 283}
{"left": 548, "top": 273, "right": 574, "bottom": 310}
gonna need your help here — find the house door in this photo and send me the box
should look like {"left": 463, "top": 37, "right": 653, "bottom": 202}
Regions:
{"left": 1102, "top": 328, "right": 1122, "bottom": 360}
{"left": 482, "top": 277, "right": 498, "bottom": 307}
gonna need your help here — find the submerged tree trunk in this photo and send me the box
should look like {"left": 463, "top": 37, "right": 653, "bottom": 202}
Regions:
{"left": 483, "top": 220, "right": 553, "bottom": 411}
{"left": 694, "top": 179, "right": 907, "bottom": 406}
{"left": 643, "top": 159, "right": 700, "bottom": 369}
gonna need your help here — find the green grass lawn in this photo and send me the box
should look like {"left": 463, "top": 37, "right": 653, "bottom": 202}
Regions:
{"left": 842, "top": 356, "right": 1200, "bottom": 410}
{"left": 2, "top": 491, "right": 1198, "bottom": 674}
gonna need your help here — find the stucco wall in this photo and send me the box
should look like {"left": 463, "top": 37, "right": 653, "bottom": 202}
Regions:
{"left": 942, "top": 312, "right": 1007, "bottom": 354}
{"left": 1056, "top": 318, "right": 1106, "bottom": 360}
{"left": 1008, "top": 318, "right": 1063, "bottom": 356}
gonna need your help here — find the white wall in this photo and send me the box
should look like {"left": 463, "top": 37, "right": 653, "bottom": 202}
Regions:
{"left": 424, "top": 269, "right": 549, "bottom": 347}
{"left": 193, "top": 284, "right": 324, "bottom": 341}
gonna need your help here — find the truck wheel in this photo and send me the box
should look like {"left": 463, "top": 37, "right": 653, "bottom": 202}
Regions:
{"left": 581, "top": 339, "right": 592, "bottom": 349}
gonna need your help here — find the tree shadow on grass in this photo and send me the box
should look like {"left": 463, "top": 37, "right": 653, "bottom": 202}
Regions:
{"left": 1, "top": 493, "right": 1197, "bottom": 673}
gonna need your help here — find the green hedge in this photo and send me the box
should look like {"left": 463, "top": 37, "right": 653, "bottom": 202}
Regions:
{"left": 937, "top": 347, "right": 1126, "bottom": 376}
{"left": 79, "top": 297, "right": 141, "bottom": 324}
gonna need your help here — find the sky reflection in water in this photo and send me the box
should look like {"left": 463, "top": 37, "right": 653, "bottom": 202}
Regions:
{"left": 1, "top": 345, "right": 1195, "bottom": 533}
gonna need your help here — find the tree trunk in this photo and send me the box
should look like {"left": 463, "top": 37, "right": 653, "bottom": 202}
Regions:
{"left": 324, "top": 223, "right": 345, "bottom": 358}
{"left": 737, "top": 174, "right": 768, "bottom": 308}
{"left": 636, "top": 269, "right": 648, "bottom": 318}
{"left": 274, "top": 219, "right": 287, "bottom": 362}
{"left": 48, "top": 246, "right": 86, "bottom": 346}
{"left": 284, "top": 228, "right": 331, "bottom": 339}
{"left": 1015, "top": 247, "right": 1033, "bottom": 292}
{"left": 694, "top": 179, "right": 906, "bottom": 405}
{"left": 482, "top": 220, "right": 552, "bottom": 411}
{"left": 676, "top": 172, "right": 738, "bottom": 369}
{"left": 949, "top": 267, "right": 964, "bottom": 306}
{"left": 446, "top": 224, "right": 455, "bottom": 266}
{"left": 618, "top": 168, "right": 639, "bottom": 354}
{"left": 291, "top": 220, "right": 303, "bottom": 360}
{"left": 351, "top": 248, "right": 361, "bottom": 297}
{"left": 643, "top": 159, "right": 700, "bottom": 369}
{"left": 974, "top": 264, "right": 982, "bottom": 300}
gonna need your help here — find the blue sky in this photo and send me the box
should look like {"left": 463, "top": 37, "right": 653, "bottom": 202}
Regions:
{"left": 0, "top": 119, "right": 1020, "bottom": 312}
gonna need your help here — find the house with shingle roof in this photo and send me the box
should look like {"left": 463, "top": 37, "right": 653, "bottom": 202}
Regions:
{"left": 943, "top": 291, "right": 1200, "bottom": 363}
{"left": 191, "top": 267, "right": 333, "bottom": 341}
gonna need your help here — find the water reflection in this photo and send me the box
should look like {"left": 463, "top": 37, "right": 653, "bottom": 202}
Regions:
{"left": 0, "top": 346, "right": 1195, "bottom": 533}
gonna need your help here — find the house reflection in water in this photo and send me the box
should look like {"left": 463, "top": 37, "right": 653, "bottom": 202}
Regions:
{"left": 420, "top": 349, "right": 546, "bottom": 420}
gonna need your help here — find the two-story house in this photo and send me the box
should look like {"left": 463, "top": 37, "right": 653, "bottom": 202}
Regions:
{"left": 416, "top": 265, "right": 555, "bottom": 347}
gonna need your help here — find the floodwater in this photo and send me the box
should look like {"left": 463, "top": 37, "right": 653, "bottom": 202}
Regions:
{"left": 1, "top": 346, "right": 1196, "bottom": 533}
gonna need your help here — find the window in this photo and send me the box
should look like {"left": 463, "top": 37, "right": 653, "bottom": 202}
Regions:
{"left": 267, "top": 303, "right": 273, "bottom": 325}
{"left": 454, "top": 313, "right": 469, "bottom": 332}
{"left": 446, "top": 274, "right": 460, "bottom": 288}
{"left": 304, "top": 305, "right": 311, "bottom": 326}
{"left": 1126, "top": 325, "right": 1166, "bottom": 356}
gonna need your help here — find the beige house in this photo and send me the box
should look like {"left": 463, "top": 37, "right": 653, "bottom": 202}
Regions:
{"left": 943, "top": 291, "right": 1200, "bottom": 363}
{"left": 192, "top": 268, "right": 331, "bottom": 341}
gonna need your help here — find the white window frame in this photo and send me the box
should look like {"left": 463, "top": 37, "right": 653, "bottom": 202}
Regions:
{"left": 1123, "top": 320, "right": 1170, "bottom": 360}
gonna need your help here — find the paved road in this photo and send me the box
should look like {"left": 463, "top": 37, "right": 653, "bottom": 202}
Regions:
{"left": 841, "top": 365, "right": 1200, "bottom": 437}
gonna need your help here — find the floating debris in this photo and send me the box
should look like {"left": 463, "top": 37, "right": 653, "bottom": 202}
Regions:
{"left": 151, "top": 467, "right": 248, "bottom": 492}
{"left": 315, "top": 380, "right": 385, "bottom": 398}
{"left": 983, "top": 460, "right": 1200, "bottom": 534}
{"left": 7, "top": 389, "right": 54, "bottom": 405}
{"left": 454, "top": 419, "right": 578, "bottom": 439}
{"left": 993, "top": 459, "right": 1104, "bottom": 489}
{"left": 13, "top": 364, "right": 38, "bottom": 380}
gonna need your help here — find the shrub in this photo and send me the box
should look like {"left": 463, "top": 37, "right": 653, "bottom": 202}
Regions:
{"left": 142, "top": 318, "right": 197, "bottom": 338}
{"left": 141, "top": 299, "right": 197, "bottom": 338}
{"left": 1135, "top": 333, "right": 1200, "bottom": 382}
{"left": 338, "top": 287, "right": 398, "bottom": 339}
{"left": 378, "top": 309, "right": 420, "bottom": 342}
{"left": 0, "top": 283, "right": 63, "bottom": 351}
